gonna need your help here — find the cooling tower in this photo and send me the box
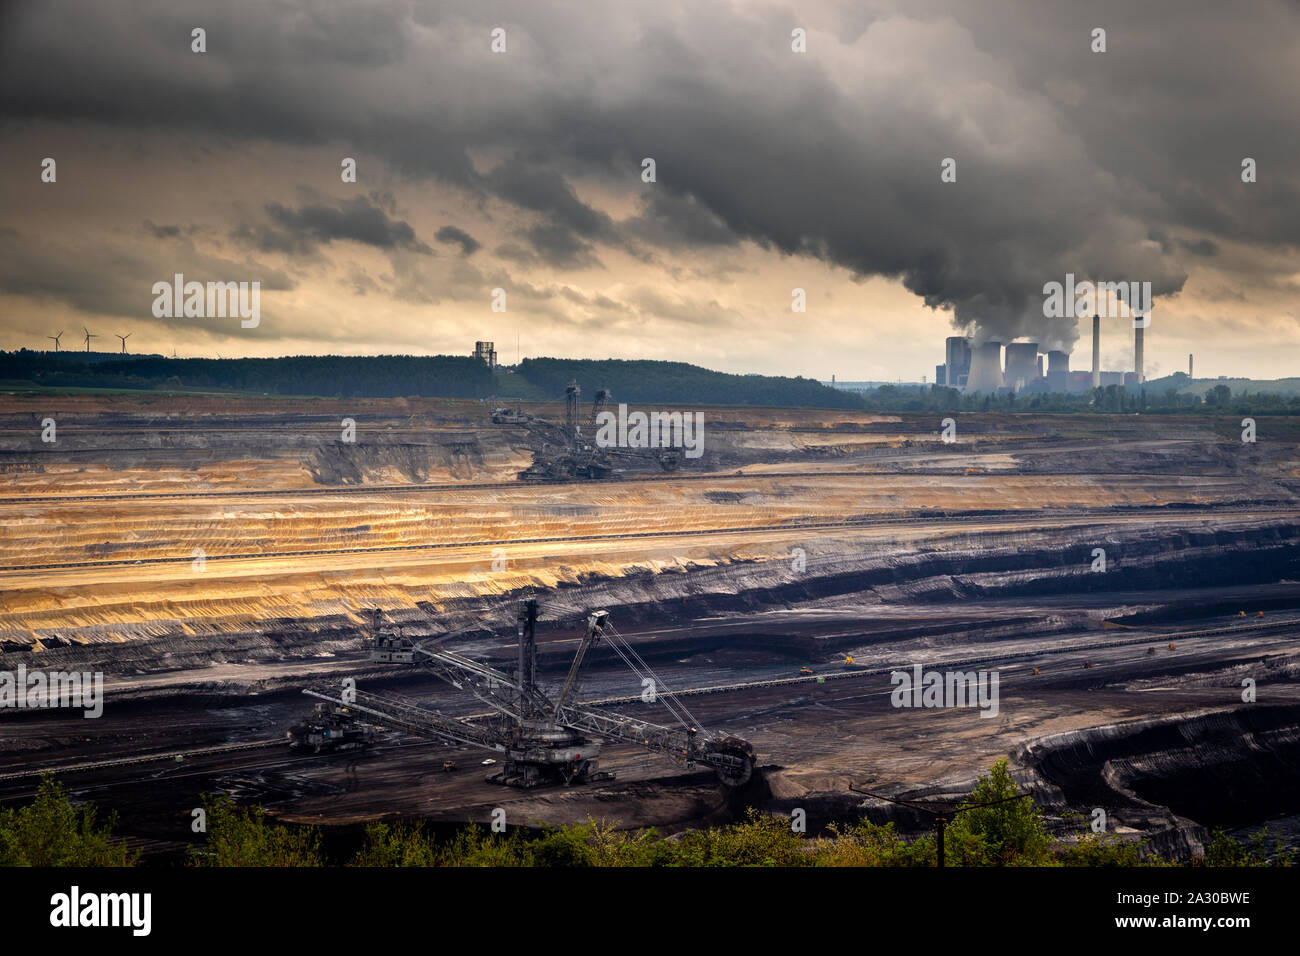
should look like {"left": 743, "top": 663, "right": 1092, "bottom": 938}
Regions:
{"left": 1004, "top": 342, "right": 1039, "bottom": 390}
{"left": 964, "top": 341, "right": 1004, "bottom": 393}
{"left": 1047, "top": 350, "right": 1069, "bottom": 373}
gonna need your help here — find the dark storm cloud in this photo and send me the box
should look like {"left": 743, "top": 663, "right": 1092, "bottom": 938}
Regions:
{"left": 625, "top": 191, "right": 740, "bottom": 250}
{"left": 480, "top": 156, "right": 617, "bottom": 266}
{"left": 1178, "top": 238, "right": 1220, "bottom": 258}
{"left": 482, "top": 158, "right": 614, "bottom": 239}
{"left": 434, "top": 225, "right": 481, "bottom": 256}
{"left": 143, "top": 221, "right": 182, "bottom": 239}
{"left": 2, "top": 0, "right": 1298, "bottom": 350}
{"left": 522, "top": 223, "right": 600, "bottom": 268}
{"left": 235, "top": 196, "right": 431, "bottom": 256}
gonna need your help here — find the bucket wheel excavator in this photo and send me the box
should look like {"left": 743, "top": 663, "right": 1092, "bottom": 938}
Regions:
{"left": 516, "top": 382, "right": 682, "bottom": 480}
{"left": 302, "top": 599, "right": 755, "bottom": 789}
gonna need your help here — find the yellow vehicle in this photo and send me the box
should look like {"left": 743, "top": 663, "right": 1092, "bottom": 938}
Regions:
{"left": 799, "top": 667, "right": 814, "bottom": 676}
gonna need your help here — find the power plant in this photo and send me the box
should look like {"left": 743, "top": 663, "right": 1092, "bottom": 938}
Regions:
{"left": 962, "top": 341, "right": 1004, "bottom": 393}
{"left": 1003, "top": 342, "right": 1039, "bottom": 391}
{"left": 938, "top": 313, "right": 1152, "bottom": 394}
{"left": 1092, "top": 313, "right": 1101, "bottom": 389}
{"left": 942, "top": 336, "right": 971, "bottom": 387}
{"left": 1134, "top": 322, "right": 1145, "bottom": 385}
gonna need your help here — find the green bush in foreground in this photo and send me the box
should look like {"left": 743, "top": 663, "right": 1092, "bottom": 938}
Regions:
{"left": 190, "top": 794, "right": 324, "bottom": 867}
{"left": 1203, "top": 828, "right": 1294, "bottom": 867}
{"left": 0, "top": 774, "right": 137, "bottom": 866}
{"left": 943, "top": 759, "right": 1055, "bottom": 866}
{"left": 4, "top": 768, "right": 1293, "bottom": 867}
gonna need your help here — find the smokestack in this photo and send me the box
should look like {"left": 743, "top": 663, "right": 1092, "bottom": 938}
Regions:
{"left": 1189, "top": 353, "right": 1193, "bottom": 378}
{"left": 964, "top": 341, "right": 1004, "bottom": 394}
{"left": 1091, "top": 314, "right": 1101, "bottom": 388}
{"left": 1134, "top": 323, "right": 1144, "bottom": 385}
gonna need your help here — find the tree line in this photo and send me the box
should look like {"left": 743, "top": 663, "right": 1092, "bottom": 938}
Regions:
{"left": 512, "top": 357, "right": 864, "bottom": 408}
{"left": 1, "top": 351, "right": 494, "bottom": 398}
{"left": 5, "top": 765, "right": 1291, "bottom": 867}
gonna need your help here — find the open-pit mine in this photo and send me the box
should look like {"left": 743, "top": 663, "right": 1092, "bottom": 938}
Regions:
{"left": 2, "top": 391, "right": 1299, "bottom": 862}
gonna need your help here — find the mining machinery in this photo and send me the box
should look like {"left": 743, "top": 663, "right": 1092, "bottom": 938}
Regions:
{"left": 590, "top": 387, "right": 612, "bottom": 428}
{"left": 589, "top": 387, "right": 680, "bottom": 472}
{"left": 517, "top": 379, "right": 615, "bottom": 480}
{"left": 286, "top": 701, "right": 377, "bottom": 754}
{"left": 490, "top": 403, "right": 533, "bottom": 425}
{"left": 516, "top": 382, "right": 680, "bottom": 479}
{"left": 301, "top": 598, "right": 755, "bottom": 789}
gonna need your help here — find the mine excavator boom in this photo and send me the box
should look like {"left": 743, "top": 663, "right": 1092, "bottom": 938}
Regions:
{"left": 299, "top": 599, "right": 754, "bottom": 789}
{"left": 552, "top": 610, "right": 607, "bottom": 715}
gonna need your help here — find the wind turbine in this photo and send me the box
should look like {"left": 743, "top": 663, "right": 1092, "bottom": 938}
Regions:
{"left": 47, "top": 330, "right": 63, "bottom": 352}
{"left": 83, "top": 327, "right": 98, "bottom": 353}
{"left": 115, "top": 332, "right": 131, "bottom": 354}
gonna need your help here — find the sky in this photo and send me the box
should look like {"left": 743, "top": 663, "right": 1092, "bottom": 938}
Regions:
{"left": 1, "top": 0, "right": 1298, "bottom": 381}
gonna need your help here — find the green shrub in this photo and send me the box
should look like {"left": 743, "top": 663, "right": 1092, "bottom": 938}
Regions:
{"left": 0, "top": 774, "right": 137, "bottom": 867}
{"left": 191, "top": 794, "right": 323, "bottom": 867}
{"left": 943, "top": 759, "right": 1053, "bottom": 866}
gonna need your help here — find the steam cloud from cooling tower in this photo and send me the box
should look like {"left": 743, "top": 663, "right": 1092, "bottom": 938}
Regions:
{"left": 0, "top": 1, "right": 1232, "bottom": 357}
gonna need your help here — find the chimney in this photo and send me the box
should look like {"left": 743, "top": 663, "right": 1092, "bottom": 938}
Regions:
{"left": 1189, "top": 353, "right": 1193, "bottom": 378}
{"left": 1091, "top": 314, "right": 1101, "bottom": 388}
{"left": 1134, "top": 323, "right": 1144, "bottom": 385}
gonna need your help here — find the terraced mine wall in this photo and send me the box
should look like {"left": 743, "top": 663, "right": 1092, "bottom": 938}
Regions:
{"left": 6, "top": 517, "right": 1299, "bottom": 679}
{"left": 748, "top": 706, "right": 1300, "bottom": 861}
{"left": 1017, "top": 704, "right": 1300, "bottom": 859}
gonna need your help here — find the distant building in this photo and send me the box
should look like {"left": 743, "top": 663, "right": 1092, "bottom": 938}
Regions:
{"left": 944, "top": 336, "right": 971, "bottom": 386}
{"left": 1068, "top": 371, "right": 1093, "bottom": 392}
{"left": 473, "top": 341, "right": 497, "bottom": 368}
